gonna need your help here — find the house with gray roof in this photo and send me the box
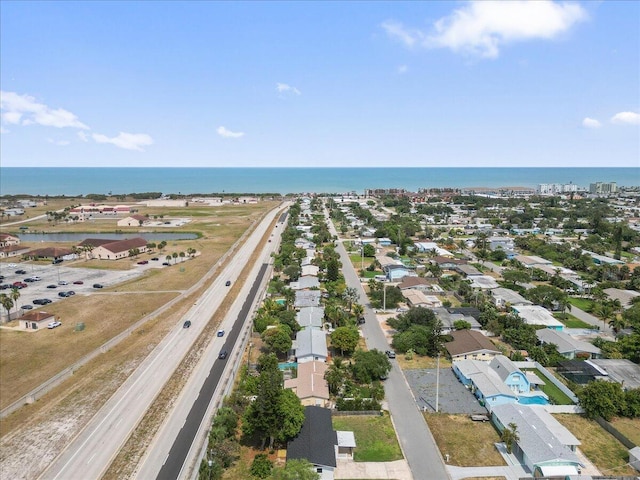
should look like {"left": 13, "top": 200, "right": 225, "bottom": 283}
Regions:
{"left": 490, "top": 287, "right": 532, "bottom": 308}
{"left": 469, "top": 275, "right": 500, "bottom": 290}
{"left": 296, "top": 307, "right": 324, "bottom": 329}
{"left": 513, "top": 305, "right": 564, "bottom": 331}
{"left": 290, "top": 276, "right": 320, "bottom": 291}
{"left": 536, "top": 329, "right": 601, "bottom": 360}
{"left": 433, "top": 307, "right": 481, "bottom": 333}
{"left": 491, "top": 404, "right": 583, "bottom": 477}
{"left": 295, "top": 290, "right": 322, "bottom": 308}
{"left": 295, "top": 328, "right": 328, "bottom": 364}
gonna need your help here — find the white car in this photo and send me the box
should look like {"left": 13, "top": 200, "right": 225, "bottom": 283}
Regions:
{"left": 47, "top": 321, "right": 62, "bottom": 329}
{"left": 58, "top": 280, "right": 68, "bottom": 285}
{"left": 8, "top": 263, "right": 17, "bottom": 268}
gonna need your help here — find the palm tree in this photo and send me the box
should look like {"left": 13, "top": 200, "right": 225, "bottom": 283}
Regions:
{"left": 501, "top": 422, "right": 520, "bottom": 454}
{"left": 593, "top": 302, "right": 615, "bottom": 331}
{"left": 0, "top": 294, "right": 14, "bottom": 321}
{"left": 352, "top": 303, "right": 365, "bottom": 322}
{"left": 10, "top": 287, "right": 21, "bottom": 314}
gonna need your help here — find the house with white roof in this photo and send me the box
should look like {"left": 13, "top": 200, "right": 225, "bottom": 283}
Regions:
{"left": 513, "top": 305, "right": 564, "bottom": 331}
{"left": 295, "top": 290, "right": 322, "bottom": 308}
{"left": 414, "top": 242, "right": 453, "bottom": 257}
{"left": 290, "top": 276, "right": 320, "bottom": 291}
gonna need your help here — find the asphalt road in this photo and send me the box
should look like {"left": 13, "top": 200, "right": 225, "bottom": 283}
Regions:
{"left": 38, "top": 206, "right": 284, "bottom": 480}
{"left": 153, "top": 264, "right": 269, "bottom": 480}
{"left": 326, "top": 212, "right": 450, "bottom": 480}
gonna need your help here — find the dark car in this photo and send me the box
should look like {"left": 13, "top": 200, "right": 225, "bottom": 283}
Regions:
{"left": 218, "top": 350, "right": 228, "bottom": 360}
{"left": 66, "top": 290, "right": 75, "bottom": 296}
{"left": 183, "top": 320, "right": 191, "bottom": 328}
{"left": 151, "top": 257, "right": 159, "bottom": 261}
{"left": 162, "top": 262, "right": 170, "bottom": 266}
{"left": 217, "top": 330, "right": 225, "bottom": 337}
{"left": 0, "top": 284, "right": 10, "bottom": 290}
{"left": 15, "top": 269, "right": 27, "bottom": 275}
{"left": 137, "top": 260, "right": 148, "bottom": 265}
{"left": 21, "top": 305, "right": 33, "bottom": 310}
{"left": 58, "top": 291, "right": 69, "bottom": 297}
{"left": 93, "top": 283, "right": 104, "bottom": 289}
{"left": 73, "top": 280, "right": 84, "bottom": 285}
{"left": 225, "top": 280, "right": 231, "bottom": 287}
{"left": 46, "top": 284, "right": 57, "bottom": 289}
{"left": 24, "top": 278, "right": 36, "bottom": 283}
{"left": 52, "top": 258, "right": 63, "bottom": 264}
{"left": 33, "top": 298, "right": 52, "bottom": 305}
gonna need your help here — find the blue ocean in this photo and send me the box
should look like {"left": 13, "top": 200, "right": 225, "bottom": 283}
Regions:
{"left": 0, "top": 167, "right": 638, "bottom": 196}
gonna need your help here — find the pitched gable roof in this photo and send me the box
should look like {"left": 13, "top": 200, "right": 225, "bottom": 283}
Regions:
{"left": 100, "top": 237, "right": 147, "bottom": 254}
{"left": 446, "top": 329, "right": 500, "bottom": 357}
{"left": 286, "top": 406, "right": 337, "bottom": 467}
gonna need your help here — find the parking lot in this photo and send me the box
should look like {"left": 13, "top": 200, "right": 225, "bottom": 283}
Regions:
{"left": 404, "top": 367, "right": 488, "bottom": 415}
{"left": 0, "top": 261, "right": 154, "bottom": 314}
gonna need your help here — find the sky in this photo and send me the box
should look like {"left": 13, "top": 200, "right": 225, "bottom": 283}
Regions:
{"left": 0, "top": 1, "right": 638, "bottom": 168}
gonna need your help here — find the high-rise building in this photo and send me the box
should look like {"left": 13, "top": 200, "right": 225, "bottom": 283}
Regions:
{"left": 589, "top": 182, "right": 618, "bottom": 194}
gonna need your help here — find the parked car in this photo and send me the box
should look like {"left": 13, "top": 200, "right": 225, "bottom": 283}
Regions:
{"left": 217, "top": 330, "right": 225, "bottom": 337}
{"left": 0, "top": 284, "right": 9, "bottom": 290}
{"left": 93, "top": 283, "right": 104, "bottom": 289}
{"left": 66, "top": 290, "right": 75, "bottom": 296}
{"left": 15, "top": 269, "right": 27, "bottom": 274}
{"left": 12, "top": 282, "right": 27, "bottom": 289}
{"left": 33, "top": 298, "right": 52, "bottom": 305}
{"left": 52, "top": 258, "right": 63, "bottom": 264}
{"left": 162, "top": 262, "right": 170, "bottom": 266}
{"left": 23, "top": 278, "right": 36, "bottom": 283}
{"left": 58, "top": 280, "right": 68, "bottom": 285}
{"left": 58, "top": 291, "right": 69, "bottom": 297}
{"left": 183, "top": 320, "right": 191, "bottom": 328}
{"left": 73, "top": 280, "right": 84, "bottom": 285}
{"left": 385, "top": 350, "right": 396, "bottom": 359}
{"left": 46, "top": 284, "right": 57, "bottom": 289}
{"left": 47, "top": 321, "right": 62, "bottom": 329}
{"left": 151, "top": 257, "right": 159, "bottom": 261}
{"left": 21, "top": 305, "right": 33, "bottom": 310}
{"left": 30, "top": 276, "right": 41, "bottom": 281}
{"left": 218, "top": 350, "right": 228, "bottom": 360}
{"left": 137, "top": 260, "right": 148, "bottom": 265}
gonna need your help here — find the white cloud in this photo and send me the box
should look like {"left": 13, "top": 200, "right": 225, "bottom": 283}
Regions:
{"left": 276, "top": 83, "right": 301, "bottom": 96}
{"left": 92, "top": 132, "right": 154, "bottom": 151}
{"left": 582, "top": 117, "right": 602, "bottom": 129}
{"left": 382, "top": 1, "right": 587, "bottom": 59}
{"left": 0, "top": 90, "right": 89, "bottom": 129}
{"left": 611, "top": 111, "right": 640, "bottom": 126}
{"left": 217, "top": 126, "right": 245, "bottom": 138}
{"left": 77, "top": 131, "right": 89, "bottom": 142}
{"left": 47, "top": 138, "right": 71, "bottom": 146}
{"left": 0, "top": 126, "right": 9, "bottom": 134}
{"left": 397, "top": 65, "right": 409, "bottom": 75}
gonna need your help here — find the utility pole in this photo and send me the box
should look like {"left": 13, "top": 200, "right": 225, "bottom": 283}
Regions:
{"left": 383, "top": 284, "right": 386, "bottom": 312}
{"left": 435, "top": 353, "right": 440, "bottom": 413}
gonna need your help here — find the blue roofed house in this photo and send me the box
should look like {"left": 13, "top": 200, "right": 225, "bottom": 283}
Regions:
{"left": 384, "top": 264, "right": 414, "bottom": 282}
{"left": 452, "top": 355, "right": 548, "bottom": 411}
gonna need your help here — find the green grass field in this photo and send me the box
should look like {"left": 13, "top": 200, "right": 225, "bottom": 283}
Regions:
{"left": 332, "top": 414, "right": 403, "bottom": 462}
{"left": 554, "top": 313, "right": 592, "bottom": 329}
{"left": 524, "top": 369, "right": 574, "bottom": 405}
{"left": 568, "top": 297, "right": 593, "bottom": 312}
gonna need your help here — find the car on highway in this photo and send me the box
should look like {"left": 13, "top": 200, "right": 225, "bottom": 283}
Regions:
{"left": 47, "top": 321, "right": 62, "bottom": 329}
{"left": 225, "top": 280, "right": 231, "bottom": 286}
{"left": 385, "top": 350, "right": 396, "bottom": 359}
{"left": 217, "top": 330, "right": 225, "bottom": 337}
{"left": 93, "top": 283, "right": 104, "bottom": 289}
{"left": 73, "top": 280, "right": 84, "bottom": 285}
{"left": 218, "top": 350, "right": 228, "bottom": 360}
{"left": 183, "top": 320, "right": 191, "bottom": 328}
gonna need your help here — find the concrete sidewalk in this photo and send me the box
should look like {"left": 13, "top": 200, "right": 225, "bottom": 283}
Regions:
{"left": 335, "top": 458, "right": 413, "bottom": 479}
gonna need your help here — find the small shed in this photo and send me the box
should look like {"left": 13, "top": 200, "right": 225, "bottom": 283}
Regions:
{"left": 20, "top": 311, "right": 56, "bottom": 330}
{"left": 336, "top": 431, "right": 357, "bottom": 459}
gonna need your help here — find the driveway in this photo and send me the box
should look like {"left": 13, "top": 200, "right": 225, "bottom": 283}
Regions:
{"left": 404, "top": 368, "right": 487, "bottom": 415}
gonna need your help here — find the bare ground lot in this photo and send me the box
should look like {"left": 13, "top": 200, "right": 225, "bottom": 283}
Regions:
{"left": 0, "top": 200, "right": 277, "bottom": 479}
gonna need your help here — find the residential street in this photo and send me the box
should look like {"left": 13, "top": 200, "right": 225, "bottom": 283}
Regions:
{"left": 327, "top": 213, "right": 450, "bottom": 480}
